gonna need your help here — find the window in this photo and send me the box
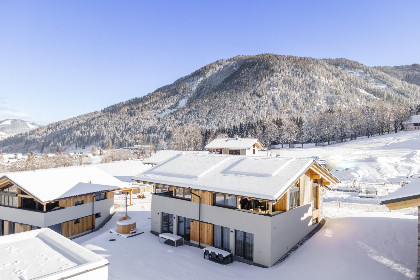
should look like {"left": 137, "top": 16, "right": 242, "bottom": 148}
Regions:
{"left": 235, "top": 230, "right": 254, "bottom": 261}
{"left": 9, "top": 222, "right": 15, "bottom": 235}
{"left": 229, "top": 150, "right": 240, "bottom": 155}
{"left": 214, "top": 193, "right": 237, "bottom": 208}
{"left": 161, "top": 212, "right": 173, "bottom": 233}
{"left": 155, "top": 184, "right": 169, "bottom": 193}
{"left": 95, "top": 213, "right": 102, "bottom": 219}
{"left": 74, "top": 219, "right": 80, "bottom": 224}
{"left": 0, "top": 220, "right": 3, "bottom": 236}
{"left": 214, "top": 225, "right": 230, "bottom": 251}
{"left": 177, "top": 216, "right": 191, "bottom": 241}
{"left": 74, "top": 200, "right": 83, "bottom": 206}
{"left": 0, "top": 186, "right": 18, "bottom": 208}
{"left": 174, "top": 188, "right": 191, "bottom": 200}
{"left": 289, "top": 186, "right": 299, "bottom": 209}
{"left": 95, "top": 192, "right": 106, "bottom": 201}
{"left": 313, "top": 184, "right": 318, "bottom": 209}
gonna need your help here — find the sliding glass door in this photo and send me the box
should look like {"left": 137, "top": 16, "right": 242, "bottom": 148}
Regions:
{"left": 177, "top": 216, "right": 191, "bottom": 241}
{"left": 235, "top": 230, "right": 254, "bottom": 261}
{"left": 214, "top": 225, "right": 230, "bottom": 251}
{"left": 161, "top": 212, "right": 173, "bottom": 233}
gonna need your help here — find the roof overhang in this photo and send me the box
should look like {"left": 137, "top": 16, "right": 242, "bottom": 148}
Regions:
{"left": 382, "top": 194, "right": 420, "bottom": 210}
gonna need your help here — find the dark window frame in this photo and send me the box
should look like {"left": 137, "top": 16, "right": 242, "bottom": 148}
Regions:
{"left": 214, "top": 193, "right": 237, "bottom": 208}
{"left": 161, "top": 212, "right": 173, "bottom": 234}
{"left": 74, "top": 200, "right": 84, "bottom": 206}
{"left": 235, "top": 230, "right": 254, "bottom": 261}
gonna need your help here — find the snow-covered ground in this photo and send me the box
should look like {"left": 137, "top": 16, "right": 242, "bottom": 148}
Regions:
{"left": 72, "top": 130, "right": 420, "bottom": 280}
{"left": 74, "top": 193, "right": 417, "bottom": 280}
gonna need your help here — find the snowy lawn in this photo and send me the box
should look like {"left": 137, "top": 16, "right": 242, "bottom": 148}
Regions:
{"left": 74, "top": 193, "right": 417, "bottom": 280}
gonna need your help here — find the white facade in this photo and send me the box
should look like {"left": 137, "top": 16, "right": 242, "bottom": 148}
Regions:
{"left": 151, "top": 194, "right": 318, "bottom": 267}
{"left": 404, "top": 115, "right": 420, "bottom": 130}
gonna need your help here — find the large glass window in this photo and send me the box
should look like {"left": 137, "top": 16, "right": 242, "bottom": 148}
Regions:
{"left": 174, "top": 188, "right": 192, "bottom": 200}
{"left": 162, "top": 212, "right": 173, "bottom": 233}
{"left": 155, "top": 184, "right": 169, "bottom": 193}
{"left": 235, "top": 230, "right": 254, "bottom": 261}
{"left": 0, "top": 184, "right": 18, "bottom": 208}
{"left": 214, "top": 193, "right": 237, "bottom": 208}
{"left": 9, "top": 222, "right": 15, "bottom": 235}
{"left": 177, "top": 216, "right": 191, "bottom": 241}
{"left": 229, "top": 150, "right": 240, "bottom": 155}
{"left": 95, "top": 192, "right": 106, "bottom": 201}
{"left": 289, "top": 186, "right": 300, "bottom": 209}
{"left": 214, "top": 225, "right": 230, "bottom": 251}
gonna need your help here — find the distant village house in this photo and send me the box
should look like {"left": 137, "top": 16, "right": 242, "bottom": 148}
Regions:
{"left": 205, "top": 138, "right": 264, "bottom": 156}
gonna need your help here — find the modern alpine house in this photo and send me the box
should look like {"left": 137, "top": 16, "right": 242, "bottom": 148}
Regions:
{"left": 134, "top": 153, "right": 339, "bottom": 267}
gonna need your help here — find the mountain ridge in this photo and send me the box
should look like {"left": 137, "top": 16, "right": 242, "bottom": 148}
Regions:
{"left": 1, "top": 54, "right": 419, "bottom": 153}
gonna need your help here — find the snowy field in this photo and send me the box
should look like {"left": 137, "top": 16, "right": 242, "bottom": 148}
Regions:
{"left": 74, "top": 130, "right": 420, "bottom": 280}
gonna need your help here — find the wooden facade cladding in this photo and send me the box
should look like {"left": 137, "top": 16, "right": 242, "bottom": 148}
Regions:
{"left": 384, "top": 197, "right": 420, "bottom": 210}
{"left": 15, "top": 223, "right": 32, "bottom": 233}
{"left": 62, "top": 215, "right": 95, "bottom": 238}
{"left": 190, "top": 220, "right": 213, "bottom": 246}
{"left": 58, "top": 191, "right": 114, "bottom": 208}
{"left": 274, "top": 191, "right": 289, "bottom": 211}
{"left": 59, "top": 194, "right": 94, "bottom": 208}
{"left": 191, "top": 190, "right": 214, "bottom": 205}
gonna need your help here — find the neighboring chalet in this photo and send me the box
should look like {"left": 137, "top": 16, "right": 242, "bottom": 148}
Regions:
{"left": 134, "top": 153, "right": 339, "bottom": 267}
{"left": 0, "top": 228, "right": 109, "bottom": 279}
{"left": 205, "top": 138, "right": 264, "bottom": 156}
{"left": 382, "top": 177, "right": 420, "bottom": 278}
{"left": 0, "top": 166, "right": 124, "bottom": 238}
{"left": 404, "top": 115, "right": 420, "bottom": 130}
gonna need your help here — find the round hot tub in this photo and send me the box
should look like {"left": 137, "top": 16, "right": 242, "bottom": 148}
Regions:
{"left": 117, "top": 216, "right": 137, "bottom": 234}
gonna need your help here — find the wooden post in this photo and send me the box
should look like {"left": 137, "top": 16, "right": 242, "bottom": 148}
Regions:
{"left": 268, "top": 202, "right": 273, "bottom": 215}
{"left": 418, "top": 206, "right": 420, "bottom": 280}
{"left": 43, "top": 203, "right": 47, "bottom": 212}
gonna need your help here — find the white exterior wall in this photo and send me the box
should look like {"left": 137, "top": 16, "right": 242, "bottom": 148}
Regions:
{"left": 405, "top": 123, "right": 420, "bottom": 130}
{"left": 0, "top": 198, "right": 114, "bottom": 228}
{"left": 270, "top": 204, "right": 317, "bottom": 266}
{"left": 151, "top": 194, "right": 316, "bottom": 267}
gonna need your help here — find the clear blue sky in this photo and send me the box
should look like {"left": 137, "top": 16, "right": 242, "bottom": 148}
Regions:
{"left": 0, "top": 0, "right": 419, "bottom": 124}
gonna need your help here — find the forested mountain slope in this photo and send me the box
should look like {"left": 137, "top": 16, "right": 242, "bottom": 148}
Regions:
{"left": 1, "top": 54, "right": 419, "bottom": 153}
{"left": 375, "top": 64, "right": 420, "bottom": 87}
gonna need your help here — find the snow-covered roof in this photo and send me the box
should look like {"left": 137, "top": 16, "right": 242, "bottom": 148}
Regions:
{"left": 382, "top": 177, "right": 420, "bottom": 204}
{"left": 1, "top": 165, "right": 126, "bottom": 202}
{"left": 95, "top": 160, "right": 151, "bottom": 182}
{"left": 0, "top": 228, "right": 108, "bottom": 280}
{"left": 134, "top": 154, "right": 337, "bottom": 201}
{"left": 142, "top": 150, "right": 208, "bottom": 165}
{"left": 143, "top": 150, "right": 184, "bottom": 165}
{"left": 205, "top": 138, "right": 263, "bottom": 150}
{"left": 405, "top": 115, "right": 420, "bottom": 124}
